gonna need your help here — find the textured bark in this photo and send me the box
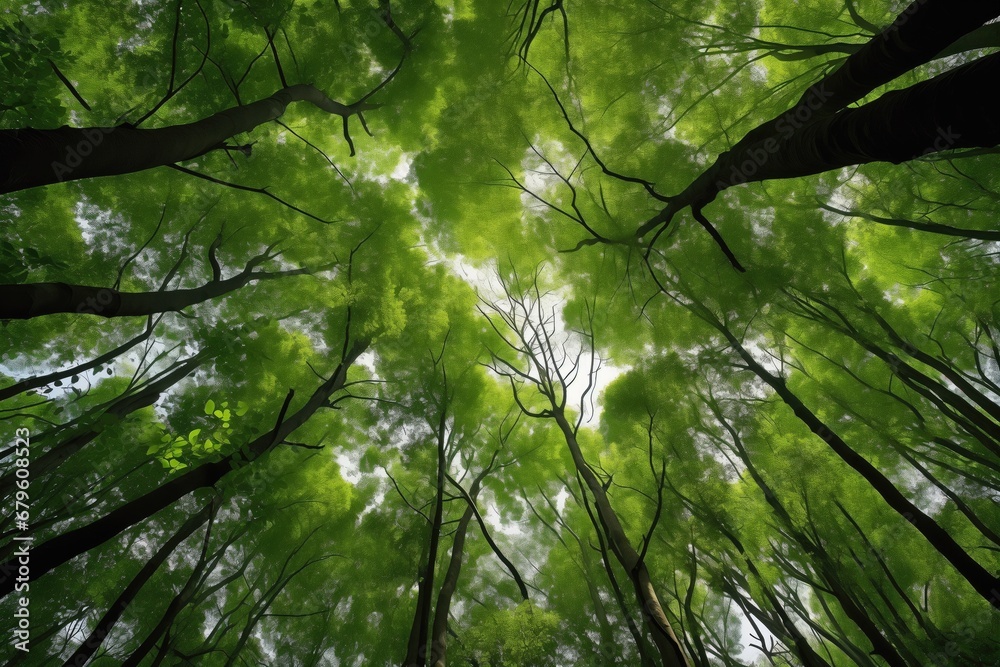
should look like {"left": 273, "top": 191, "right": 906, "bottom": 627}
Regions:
{"left": 0, "top": 339, "right": 368, "bottom": 598}
{"left": 709, "top": 51, "right": 1000, "bottom": 192}
{"left": 0, "top": 84, "right": 376, "bottom": 194}
{"left": 429, "top": 503, "right": 474, "bottom": 667}
{"left": 578, "top": 482, "right": 657, "bottom": 666}
{"left": 553, "top": 411, "right": 690, "bottom": 667}
{"left": 789, "top": 0, "right": 1000, "bottom": 115}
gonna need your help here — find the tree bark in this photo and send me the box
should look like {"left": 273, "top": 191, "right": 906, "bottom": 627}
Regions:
{"left": 429, "top": 503, "right": 474, "bottom": 667}
{"left": 636, "top": 1, "right": 1000, "bottom": 241}
{"left": 429, "top": 467, "right": 493, "bottom": 667}
{"left": 0, "top": 84, "right": 376, "bottom": 194}
{"left": 707, "top": 52, "right": 1000, "bottom": 194}
{"left": 403, "top": 407, "right": 448, "bottom": 667}
{"left": 711, "top": 321, "right": 1000, "bottom": 609}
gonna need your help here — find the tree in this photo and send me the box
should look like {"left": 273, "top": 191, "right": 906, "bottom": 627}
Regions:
{"left": 482, "top": 269, "right": 691, "bottom": 667}
{"left": 2, "top": 0, "right": 999, "bottom": 664}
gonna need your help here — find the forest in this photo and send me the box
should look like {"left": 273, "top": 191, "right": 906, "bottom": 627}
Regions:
{"left": 1, "top": 0, "right": 999, "bottom": 665}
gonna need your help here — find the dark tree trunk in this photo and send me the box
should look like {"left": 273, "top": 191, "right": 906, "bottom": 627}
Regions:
{"left": 715, "top": 322, "right": 1000, "bottom": 609}
{"left": 707, "top": 52, "right": 1000, "bottom": 195}
{"left": 0, "top": 339, "right": 367, "bottom": 598}
{"left": 403, "top": 408, "right": 448, "bottom": 667}
{"left": 553, "top": 411, "right": 691, "bottom": 667}
{"left": 429, "top": 503, "right": 473, "bottom": 667}
{"left": 637, "top": 1, "right": 1000, "bottom": 245}
{"left": 61, "top": 498, "right": 217, "bottom": 667}
{"left": 0, "top": 85, "right": 374, "bottom": 194}
{"left": 0, "top": 266, "right": 303, "bottom": 320}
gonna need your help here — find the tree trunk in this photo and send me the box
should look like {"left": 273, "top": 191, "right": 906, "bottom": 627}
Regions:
{"left": 61, "top": 497, "right": 217, "bottom": 666}
{"left": 707, "top": 52, "right": 1000, "bottom": 196}
{"left": 637, "top": 1, "right": 1000, "bottom": 238}
{"left": 709, "top": 319, "right": 1000, "bottom": 609}
{"left": 403, "top": 407, "right": 448, "bottom": 667}
{"left": 0, "top": 84, "right": 375, "bottom": 194}
{"left": 0, "top": 339, "right": 367, "bottom": 598}
{"left": 429, "top": 503, "right": 474, "bottom": 667}
{"left": 429, "top": 468, "right": 493, "bottom": 667}
{"left": 0, "top": 267, "right": 303, "bottom": 319}
{"left": 553, "top": 411, "right": 690, "bottom": 667}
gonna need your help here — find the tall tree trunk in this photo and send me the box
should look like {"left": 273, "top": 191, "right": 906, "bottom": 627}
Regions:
{"left": 0, "top": 85, "right": 375, "bottom": 194}
{"left": 0, "top": 339, "right": 368, "bottom": 598}
{"left": 403, "top": 407, "right": 448, "bottom": 667}
{"left": 648, "top": 50, "right": 1000, "bottom": 231}
{"left": 429, "top": 503, "right": 474, "bottom": 667}
{"left": 636, "top": 1, "right": 1000, "bottom": 241}
{"left": 552, "top": 411, "right": 690, "bottom": 667}
{"left": 428, "top": 465, "right": 494, "bottom": 667}
{"left": 579, "top": 484, "right": 657, "bottom": 667}
{"left": 61, "top": 497, "right": 218, "bottom": 666}
{"left": 702, "top": 314, "right": 1000, "bottom": 609}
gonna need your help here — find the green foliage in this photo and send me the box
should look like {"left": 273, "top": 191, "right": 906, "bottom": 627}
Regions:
{"left": 2, "top": 0, "right": 999, "bottom": 666}
{"left": 453, "top": 602, "right": 561, "bottom": 667}
{"left": 148, "top": 398, "right": 250, "bottom": 470}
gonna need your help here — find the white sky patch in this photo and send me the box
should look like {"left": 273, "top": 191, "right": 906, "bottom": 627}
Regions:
{"left": 749, "top": 205, "right": 776, "bottom": 242}
{"left": 74, "top": 200, "right": 100, "bottom": 247}
{"left": 336, "top": 452, "right": 363, "bottom": 485}
{"left": 390, "top": 153, "right": 413, "bottom": 182}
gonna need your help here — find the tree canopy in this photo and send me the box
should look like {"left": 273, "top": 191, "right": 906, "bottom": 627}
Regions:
{"left": 1, "top": 1, "right": 999, "bottom": 665}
